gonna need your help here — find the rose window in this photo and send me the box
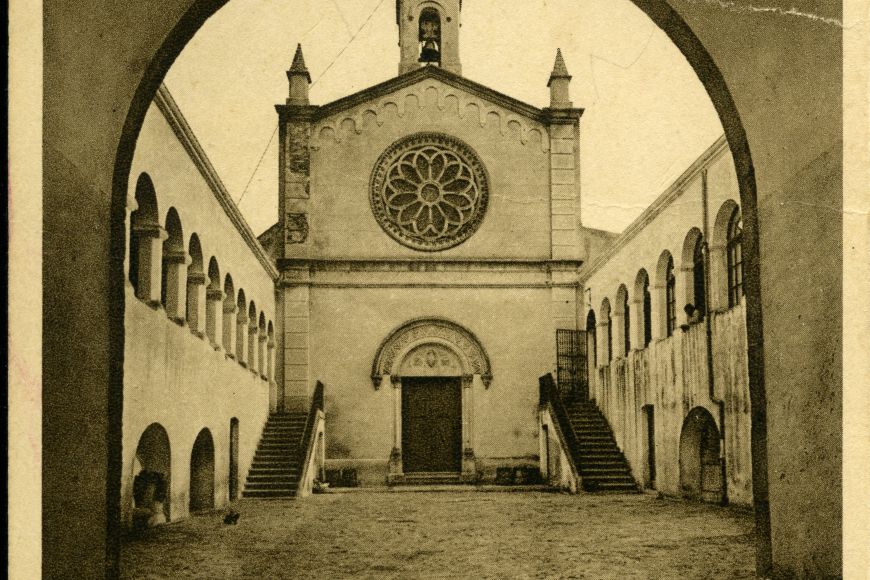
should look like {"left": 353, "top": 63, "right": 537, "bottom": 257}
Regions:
{"left": 370, "top": 133, "right": 489, "bottom": 251}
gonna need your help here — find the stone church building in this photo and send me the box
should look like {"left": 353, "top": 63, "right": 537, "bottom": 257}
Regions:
{"left": 121, "top": 0, "right": 751, "bottom": 525}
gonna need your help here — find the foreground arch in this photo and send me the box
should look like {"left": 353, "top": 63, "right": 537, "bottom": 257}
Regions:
{"left": 40, "top": 0, "right": 850, "bottom": 577}
{"left": 133, "top": 423, "right": 171, "bottom": 524}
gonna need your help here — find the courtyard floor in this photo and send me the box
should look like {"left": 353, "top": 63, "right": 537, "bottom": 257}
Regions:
{"left": 121, "top": 490, "right": 756, "bottom": 579}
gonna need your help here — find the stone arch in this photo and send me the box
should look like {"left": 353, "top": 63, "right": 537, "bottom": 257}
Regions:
{"left": 228, "top": 418, "right": 239, "bottom": 501}
{"left": 189, "top": 428, "right": 215, "bottom": 512}
{"left": 599, "top": 298, "right": 612, "bottom": 365}
{"left": 681, "top": 227, "right": 706, "bottom": 322}
{"left": 94, "top": 0, "right": 778, "bottom": 575}
{"left": 679, "top": 407, "right": 723, "bottom": 504}
{"left": 222, "top": 274, "right": 236, "bottom": 354}
{"left": 633, "top": 268, "right": 652, "bottom": 349}
{"left": 247, "top": 300, "right": 257, "bottom": 372}
{"left": 655, "top": 250, "right": 676, "bottom": 339}
{"left": 185, "top": 234, "right": 205, "bottom": 332}
{"left": 711, "top": 199, "right": 740, "bottom": 310}
{"left": 615, "top": 284, "right": 630, "bottom": 357}
{"left": 371, "top": 318, "right": 492, "bottom": 388}
{"left": 205, "top": 257, "right": 222, "bottom": 346}
{"left": 161, "top": 207, "right": 186, "bottom": 321}
{"left": 235, "top": 289, "right": 247, "bottom": 364}
{"left": 585, "top": 309, "right": 597, "bottom": 372}
{"left": 132, "top": 423, "right": 171, "bottom": 524}
{"left": 129, "top": 173, "right": 160, "bottom": 299}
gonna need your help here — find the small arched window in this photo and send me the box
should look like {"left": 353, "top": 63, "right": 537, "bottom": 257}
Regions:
{"left": 727, "top": 208, "right": 744, "bottom": 307}
{"left": 666, "top": 256, "right": 677, "bottom": 337}
{"left": 643, "top": 274, "right": 652, "bottom": 347}
{"left": 586, "top": 310, "right": 597, "bottom": 372}
{"left": 693, "top": 237, "right": 706, "bottom": 320}
{"left": 418, "top": 8, "right": 442, "bottom": 65}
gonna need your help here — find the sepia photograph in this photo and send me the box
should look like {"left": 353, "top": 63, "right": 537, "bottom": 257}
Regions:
{"left": 10, "top": 0, "right": 869, "bottom": 578}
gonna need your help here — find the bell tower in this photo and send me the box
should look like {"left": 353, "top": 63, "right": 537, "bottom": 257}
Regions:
{"left": 397, "top": 0, "right": 462, "bottom": 76}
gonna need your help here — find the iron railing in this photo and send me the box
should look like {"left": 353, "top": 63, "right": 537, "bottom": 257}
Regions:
{"left": 296, "top": 381, "right": 325, "bottom": 493}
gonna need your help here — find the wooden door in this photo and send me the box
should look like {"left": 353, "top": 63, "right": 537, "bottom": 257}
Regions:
{"left": 402, "top": 377, "right": 462, "bottom": 473}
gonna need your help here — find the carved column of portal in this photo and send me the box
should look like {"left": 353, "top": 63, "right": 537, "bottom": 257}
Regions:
{"left": 461, "top": 374, "right": 477, "bottom": 482}
{"left": 388, "top": 375, "right": 403, "bottom": 483}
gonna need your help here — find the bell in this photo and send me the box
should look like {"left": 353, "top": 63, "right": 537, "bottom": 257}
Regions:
{"left": 419, "top": 40, "right": 440, "bottom": 64}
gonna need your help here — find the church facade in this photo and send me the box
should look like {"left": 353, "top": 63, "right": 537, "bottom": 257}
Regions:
{"left": 120, "top": 0, "right": 752, "bottom": 526}
{"left": 261, "top": 0, "right": 606, "bottom": 485}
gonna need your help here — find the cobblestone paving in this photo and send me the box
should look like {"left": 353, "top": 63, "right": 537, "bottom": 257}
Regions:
{"left": 121, "top": 491, "right": 755, "bottom": 579}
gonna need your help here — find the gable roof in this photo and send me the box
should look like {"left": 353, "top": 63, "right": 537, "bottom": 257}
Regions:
{"left": 309, "top": 66, "right": 552, "bottom": 124}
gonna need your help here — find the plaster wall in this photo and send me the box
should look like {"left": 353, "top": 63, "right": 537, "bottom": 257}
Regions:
{"left": 309, "top": 284, "right": 556, "bottom": 483}
{"left": 591, "top": 307, "right": 752, "bottom": 506}
{"left": 309, "top": 79, "right": 552, "bottom": 259}
{"left": 121, "top": 294, "right": 270, "bottom": 524}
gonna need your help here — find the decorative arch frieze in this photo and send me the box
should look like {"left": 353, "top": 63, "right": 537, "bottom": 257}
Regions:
{"left": 314, "top": 83, "right": 549, "bottom": 152}
{"left": 371, "top": 318, "right": 492, "bottom": 388}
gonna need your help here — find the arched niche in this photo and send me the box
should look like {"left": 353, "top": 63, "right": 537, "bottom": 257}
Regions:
{"left": 371, "top": 318, "right": 492, "bottom": 389}
{"left": 679, "top": 407, "right": 724, "bottom": 504}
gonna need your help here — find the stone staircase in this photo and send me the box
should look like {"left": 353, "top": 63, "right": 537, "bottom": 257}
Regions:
{"left": 565, "top": 401, "right": 639, "bottom": 493}
{"left": 243, "top": 412, "right": 307, "bottom": 498}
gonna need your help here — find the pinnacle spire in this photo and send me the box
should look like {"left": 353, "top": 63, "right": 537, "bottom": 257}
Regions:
{"left": 289, "top": 44, "right": 311, "bottom": 83}
{"left": 548, "top": 48, "right": 571, "bottom": 86}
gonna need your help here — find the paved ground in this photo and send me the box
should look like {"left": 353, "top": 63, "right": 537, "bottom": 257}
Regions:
{"left": 121, "top": 491, "right": 756, "bottom": 579}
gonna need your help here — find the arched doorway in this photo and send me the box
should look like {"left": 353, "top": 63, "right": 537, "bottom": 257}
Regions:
{"left": 372, "top": 318, "right": 492, "bottom": 483}
{"left": 679, "top": 407, "right": 723, "bottom": 503}
{"left": 132, "top": 423, "right": 171, "bottom": 525}
{"left": 189, "top": 428, "right": 215, "bottom": 512}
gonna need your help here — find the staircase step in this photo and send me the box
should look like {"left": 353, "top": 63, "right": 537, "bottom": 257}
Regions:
{"left": 242, "top": 489, "right": 297, "bottom": 498}
{"left": 244, "top": 414, "right": 308, "bottom": 499}
{"left": 564, "top": 402, "right": 638, "bottom": 495}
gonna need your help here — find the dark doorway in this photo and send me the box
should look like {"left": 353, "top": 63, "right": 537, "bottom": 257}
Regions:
{"left": 189, "top": 429, "right": 215, "bottom": 512}
{"left": 679, "top": 407, "right": 723, "bottom": 503}
{"left": 229, "top": 418, "right": 239, "bottom": 501}
{"left": 643, "top": 405, "right": 656, "bottom": 489}
{"left": 402, "top": 377, "right": 462, "bottom": 473}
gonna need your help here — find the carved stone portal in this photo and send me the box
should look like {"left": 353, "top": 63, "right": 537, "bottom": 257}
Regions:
{"left": 371, "top": 318, "right": 492, "bottom": 387}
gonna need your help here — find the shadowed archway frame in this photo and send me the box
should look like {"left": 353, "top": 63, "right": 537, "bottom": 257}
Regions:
{"left": 105, "top": 0, "right": 769, "bottom": 575}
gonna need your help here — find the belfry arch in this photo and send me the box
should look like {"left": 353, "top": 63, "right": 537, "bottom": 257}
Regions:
{"left": 372, "top": 318, "right": 491, "bottom": 483}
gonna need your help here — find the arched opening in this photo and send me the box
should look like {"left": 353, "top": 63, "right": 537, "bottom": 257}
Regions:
{"left": 655, "top": 251, "right": 676, "bottom": 338}
{"left": 711, "top": 199, "right": 741, "bottom": 311}
{"left": 600, "top": 298, "right": 612, "bottom": 365}
{"left": 727, "top": 208, "right": 744, "bottom": 308}
{"left": 206, "top": 257, "right": 222, "bottom": 346}
{"left": 236, "top": 289, "right": 247, "bottom": 365}
{"left": 161, "top": 208, "right": 186, "bottom": 321}
{"left": 228, "top": 418, "right": 239, "bottom": 501}
{"left": 222, "top": 274, "right": 236, "bottom": 355}
{"left": 616, "top": 284, "right": 630, "bottom": 357}
{"left": 98, "top": 0, "right": 773, "bottom": 575}
{"left": 129, "top": 173, "right": 160, "bottom": 302}
{"left": 681, "top": 227, "right": 706, "bottom": 323}
{"left": 679, "top": 407, "right": 723, "bottom": 503}
{"left": 258, "top": 312, "right": 267, "bottom": 378}
{"left": 267, "top": 320, "right": 275, "bottom": 383}
{"left": 418, "top": 7, "right": 442, "bottom": 66}
{"left": 186, "top": 234, "right": 205, "bottom": 334}
{"left": 633, "top": 269, "right": 652, "bottom": 348}
{"left": 585, "top": 310, "right": 597, "bottom": 380}
{"left": 189, "top": 428, "right": 215, "bottom": 512}
{"left": 132, "top": 423, "right": 171, "bottom": 526}
{"left": 247, "top": 301, "right": 257, "bottom": 372}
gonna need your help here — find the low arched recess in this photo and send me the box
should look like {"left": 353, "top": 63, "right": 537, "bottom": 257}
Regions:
{"left": 371, "top": 318, "right": 492, "bottom": 389}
